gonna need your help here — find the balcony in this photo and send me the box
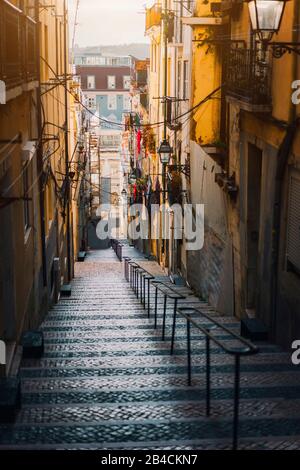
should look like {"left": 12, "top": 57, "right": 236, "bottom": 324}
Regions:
{"left": 225, "top": 47, "right": 272, "bottom": 112}
{"left": 0, "top": 1, "right": 38, "bottom": 94}
{"left": 145, "top": 4, "right": 162, "bottom": 32}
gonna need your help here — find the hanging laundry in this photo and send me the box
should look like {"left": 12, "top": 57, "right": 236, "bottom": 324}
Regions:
{"left": 136, "top": 129, "right": 142, "bottom": 155}
{"left": 135, "top": 114, "right": 141, "bottom": 128}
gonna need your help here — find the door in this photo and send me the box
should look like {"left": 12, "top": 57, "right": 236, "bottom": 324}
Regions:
{"left": 100, "top": 177, "right": 111, "bottom": 205}
{"left": 246, "top": 143, "right": 262, "bottom": 311}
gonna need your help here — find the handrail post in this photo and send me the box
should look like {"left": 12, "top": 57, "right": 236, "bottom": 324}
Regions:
{"left": 233, "top": 355, "right": 241, "bottom": 451}
{"left": 137, "top": 269, "right": 139, "bottom": 299}
{"left": 206, "top": 335, "right": 211, "bottom": 416}
{"left": 162, "top": 294, "right": 168, "bottom": 340}
{"left": 140, "top": 271, "right": 143, "bottom": 303}
{"left": 139, "top": 270, "right": 142, "bottom": 302}
{"left": 143, "top": 276, "right": 146, "bottom": 308}
{"left": 124, "top": 258, "right": 127, "bottom": 280}
{"left": 170, "top": 298, "right": 178, "bottom": 355}
{"left": 187, "top": 317, "right": 192, "bottom": 386}
{"left": 132, "top": 265, "right": 135, "bottom": 290}
{"left": 154, "top": 287, "right": 158, "bottom": 329}
{"left": 136, "top": 268, "right": 139, "bottom": 298}
{"left": 134, "top": 267, "right": 137, "bottom": 295}
{"left": 130, "top": 265, "right": 133, "bottom": 288}
{"left": 147, "top": 279, "right": 151, "bottom": 318}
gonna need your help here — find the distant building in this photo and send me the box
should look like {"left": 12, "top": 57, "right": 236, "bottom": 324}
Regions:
{"left": 75, "top": 53, "right": 137, "bottom": 245}
{"left": 75, "top": 53, "right": 136, "bottom": 125}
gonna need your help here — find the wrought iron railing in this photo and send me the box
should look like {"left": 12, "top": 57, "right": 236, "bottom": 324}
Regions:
{"left": 226, "top": 46, "right": 272, "bottom": 106}
{"left": 0, "top": 1, "right": 38, "bottom": 90}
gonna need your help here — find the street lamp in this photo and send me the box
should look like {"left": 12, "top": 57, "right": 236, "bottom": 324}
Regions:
{"left": 247, "top": 0, "right": 287, "bottom": 42}
{"left": 246, "top": 0, "right": 300, "bottom": 56}
{"left": 158, "top": 139, "right": 173, "bottom": 165}
{"left": 128, "top": 173, "right": 136, "bottom": 184}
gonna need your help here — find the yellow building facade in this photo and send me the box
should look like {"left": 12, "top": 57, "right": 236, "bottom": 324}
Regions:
{"left": 144, "top": 0, "right": 300, "bottom": 347}
{"left": 0, "top": 0, "right": 81, "bottom": 373}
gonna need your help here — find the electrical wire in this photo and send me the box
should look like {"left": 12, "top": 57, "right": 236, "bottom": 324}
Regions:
{"left": 40, "top": 55, "right": 223, "bottom": 131}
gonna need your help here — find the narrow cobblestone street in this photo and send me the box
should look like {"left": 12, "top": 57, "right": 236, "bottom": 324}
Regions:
{"left": 1, "top": 248, "right": 300, "bottom": 450}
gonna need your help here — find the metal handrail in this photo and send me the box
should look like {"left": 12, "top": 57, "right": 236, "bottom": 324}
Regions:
{"left": 150, "top": 280, "right": 186, "bottom": 339}
{"left": 129, "top": 261, "right": 154, "bottom": 308}
{"left": 140, "top": 270, "right": 156, "bottom": 314}
{"left": 123, "top": 257, "right": 259, "bottom": 449}
{"left": 111, "top": 239, "right": 123, "bottom": 262}
{"left": 151, "top": 280, "right": 186, "bottom": 300}
{"left": 124, "top": 259, "right": 187, "bottom": 334}
{"left": 124, "top": 258, "right": 156, "bottom": 314}
{"left": 177, "top": 307, "right": 258, "bottom": 356}
{"left": 174, "top": 306, "right": 259, "bottom": 450}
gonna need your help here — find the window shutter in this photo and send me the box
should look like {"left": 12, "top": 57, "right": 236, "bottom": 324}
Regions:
{"left": 287, "top": 171, "right": 300, "bottom": 273}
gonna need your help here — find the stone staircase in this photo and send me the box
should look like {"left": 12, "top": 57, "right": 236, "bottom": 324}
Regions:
{"left": 0, "top": 246, "right": 300, "bottom": 449}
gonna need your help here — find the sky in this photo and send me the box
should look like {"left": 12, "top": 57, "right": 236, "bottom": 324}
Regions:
{"left": 68, "top": 0, "right": 153, "bottom": 47}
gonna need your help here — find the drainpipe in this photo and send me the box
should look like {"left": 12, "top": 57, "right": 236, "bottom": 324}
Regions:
{"left": 271, "top": 0, "right": 300, "bottom": 340}
{"left": 35, "top": 0, "right": 48, "bottom": 289}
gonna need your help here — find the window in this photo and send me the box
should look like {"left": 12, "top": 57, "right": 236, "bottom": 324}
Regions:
{"left": 123, "top": 75, "right": 131, "bottom": 90}
{"left": 183, "top": 60, "right": 189, "bottom": 100}
{"left": 108, "top": 75, "right": 116, "bottom": 89}
{"left": 91, "top": 174, "right": 99, "bottom": 185}
{"left": 123, "top": 95, "right": 131, "bottom": 111}
{"left": 100, "top": 135, "right": 121, "bottom": 147}
{"left": 87, "top": 75, "right": 95, "bottom": 89}
{"left": 108, "top": 94, "right": 117, "bottom": 110}
{"left": 23, "top": 164, "right": 31, "bottom": 232}
{"left": 177, "top": 61, "right": 182, "bottom": 99}
{"left": 101, "top": 177, "right": 111, "bottom": 205}
{"left": 87, "top": 96, "right": 96, "bottom": 109}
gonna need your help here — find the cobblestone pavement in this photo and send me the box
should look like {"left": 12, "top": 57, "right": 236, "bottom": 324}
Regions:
{"left": 1, "top": 246, "right": 300, "bottom": 450}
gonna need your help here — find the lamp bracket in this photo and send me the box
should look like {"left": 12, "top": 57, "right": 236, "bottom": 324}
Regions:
{"left": 270, "top": 42, "right": 300, "bottom": 58}
{"left": 168, "top": 164, "right": 190, "bottom": 178}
